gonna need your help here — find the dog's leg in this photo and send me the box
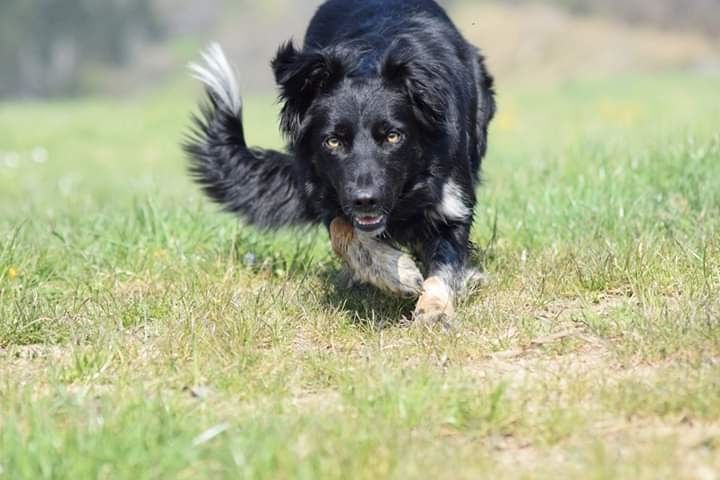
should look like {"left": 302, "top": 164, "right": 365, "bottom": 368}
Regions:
{"left": 415, "top": 275, "right": 455, "bottom": 327}
{"left": 414, "top": 226, "right": 472, "bottom": 326}
{"left": 330, "top": 217, "right": 424, "bottom": 298}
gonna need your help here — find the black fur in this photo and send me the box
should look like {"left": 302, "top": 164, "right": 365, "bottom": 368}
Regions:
{"left": 185, "top": 0, "right": 495, "bottom": 294}
{"left": 184, "top": 91, "right": 315, "bottom": 228}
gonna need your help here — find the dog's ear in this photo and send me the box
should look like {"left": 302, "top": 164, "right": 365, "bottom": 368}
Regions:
{"left": 381, "top": 40, "right": 452, "bottom": 131}
{"left": 272, "top": 41, "right": 347, "bottom": 142}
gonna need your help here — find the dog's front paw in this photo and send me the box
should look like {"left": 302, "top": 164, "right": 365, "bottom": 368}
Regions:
{"left": 390, "top": 251, "right": 424, "bottom": 298}
{"left": 413, "top": 277, "right": 455, "bottom": 327}
{"left": 330, "top": 217, "right": 423, "bottom": 298}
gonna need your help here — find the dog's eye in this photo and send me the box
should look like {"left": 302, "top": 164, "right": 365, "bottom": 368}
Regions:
{"left": 386, "top": 132, "right": 403, "bottom": 145}
{"left": 324, "top": 136, "right": 341, "bottom": 151}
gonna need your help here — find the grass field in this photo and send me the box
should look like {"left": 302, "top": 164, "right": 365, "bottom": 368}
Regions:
{"left": 1, "top": 72, "right": 719, "bottom": 479}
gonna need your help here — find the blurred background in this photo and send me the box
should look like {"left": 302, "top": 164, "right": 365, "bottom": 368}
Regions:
{"left": 1, "top": 0, "right": 719, "bottom": 99}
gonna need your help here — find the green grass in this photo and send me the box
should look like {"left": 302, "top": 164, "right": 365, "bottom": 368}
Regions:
{"left": 1, "top": 72, "right": 719, "bottom": 479}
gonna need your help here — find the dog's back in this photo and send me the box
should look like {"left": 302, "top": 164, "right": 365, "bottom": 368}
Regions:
{"left": 305, "top": 0, "right": 454, "bottom": 49}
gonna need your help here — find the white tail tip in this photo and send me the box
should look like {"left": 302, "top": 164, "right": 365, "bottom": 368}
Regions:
{"left": 188, "top": 43, "right": 242, "bottom": 114}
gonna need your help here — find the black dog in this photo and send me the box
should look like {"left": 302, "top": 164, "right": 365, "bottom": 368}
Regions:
{"left": 185, "top": 0, "right": 495, "bottom": 323}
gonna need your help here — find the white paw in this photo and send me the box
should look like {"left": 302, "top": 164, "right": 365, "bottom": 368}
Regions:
{"left": 413, "top": 276, "right": 455, "bottom": 326}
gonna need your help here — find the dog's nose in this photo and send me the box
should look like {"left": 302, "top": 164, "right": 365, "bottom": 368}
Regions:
{"left": 351, "top": 190, "right": 379, "bottom": 211}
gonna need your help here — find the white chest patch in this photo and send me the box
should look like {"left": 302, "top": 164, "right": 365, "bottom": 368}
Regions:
{"left": 435, "top": 180, "right": 471, "bottom": 222}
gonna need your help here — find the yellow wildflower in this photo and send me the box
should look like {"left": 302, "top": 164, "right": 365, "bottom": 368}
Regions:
{"left": 7, "top": 267, "right": 19, "bottom": 280}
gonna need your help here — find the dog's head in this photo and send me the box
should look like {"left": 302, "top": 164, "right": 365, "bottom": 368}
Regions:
{"left": 272, "top": 40, "right": 452, "bottom": 235}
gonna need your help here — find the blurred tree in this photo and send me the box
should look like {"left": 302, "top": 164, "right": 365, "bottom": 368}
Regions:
{"left": 0, "top": 0, "right": 162, "bottom": 98}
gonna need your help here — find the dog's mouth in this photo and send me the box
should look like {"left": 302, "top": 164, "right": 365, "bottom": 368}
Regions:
{"left": 352, "top": 214, "right": 387, "bottom": 234}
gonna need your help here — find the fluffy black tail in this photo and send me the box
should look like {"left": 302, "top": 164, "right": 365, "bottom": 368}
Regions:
{"left": 183, "top": 44, "right": 316, "bottom": 229}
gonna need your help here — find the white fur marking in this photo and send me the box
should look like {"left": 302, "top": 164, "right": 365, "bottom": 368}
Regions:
{"left": 349, "top": 234, "right": 424, "bottom": 298}
{"left": 331, "top": 220, "right": 423, "bottom": 298}
{"left": 188, "top": 43, "right": 241, "bottom": 114}
{"left": 422, "top": 277, "right": 452, "bottom": 305}
{"left": 437, "top": 180, "right": 471, "bottom": 221}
